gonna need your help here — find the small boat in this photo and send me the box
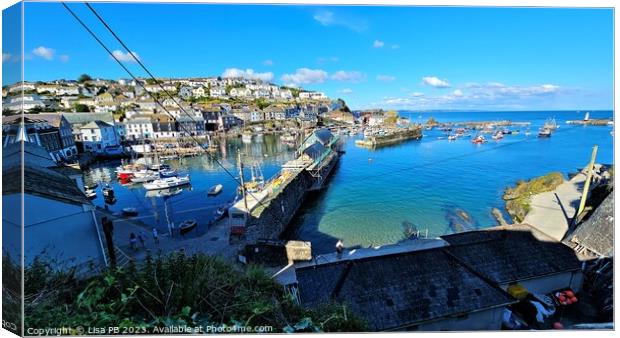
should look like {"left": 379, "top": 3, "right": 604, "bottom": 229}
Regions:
{"left": 214, "top": 205, "right": 228, "bottom": 221}
{"left": 448, "top": 135, "right": 457, "bottom": 141}
{"left": 84, "top": 183, "right": 98, "bottom": 190}
{"left": 145, "top": 187, "right": 183, "bottom": 198}
{"left": 492, "top": 132, "right": 504, "bottom": 140}
{"left": 143, "top": 175, "right": 191, "bottom": 190}
{"left": 102, "top": 185, "right": 115, "bottom": 198}
{"left": 179, "top": 219, "right": 198, "bottom": 235}
{"left": 501, "top": 128, "right": 512, "bottom": 135}
{"left": 538, "top": 128, "right": 552, "bottom": 138}
{"left": 85, "top": 189, "right": 97, "bottom": 199}
{"left": 471, "top": 135, "right": 486, "bottom": 144}
{"left": 148, "top": 163, "right": 171, "bottom": 171}
{"left": 122, "top": 207, "right": 138, "bottom": 216}
{"left": 116, "top": 169, "right": 134, "bottom": 180}
{"left": 207, "top": 184, "right": 223, "bottom": 196}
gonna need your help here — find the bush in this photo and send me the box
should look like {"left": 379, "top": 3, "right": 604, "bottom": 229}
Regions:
{"left": 23, "top": 253, "right": 366, "bottom": 333}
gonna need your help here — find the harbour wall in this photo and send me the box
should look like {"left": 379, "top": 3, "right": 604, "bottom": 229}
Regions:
{"left": 244, "top": 170, "right": 314, "bottom": 242}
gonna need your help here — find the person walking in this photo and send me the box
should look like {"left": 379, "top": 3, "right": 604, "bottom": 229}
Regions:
{"left": 129, "top": 233, "right": 138, "bottom": 250}
{"left": 138, "top": 233, "right": 146, "bottom": 248}
{"left": 152, "top": 228, "right": 159, "bottom": 244}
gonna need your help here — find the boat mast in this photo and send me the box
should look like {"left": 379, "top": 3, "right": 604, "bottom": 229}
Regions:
{"left": 237, "top": 150, "right": 249, "bottom": 212}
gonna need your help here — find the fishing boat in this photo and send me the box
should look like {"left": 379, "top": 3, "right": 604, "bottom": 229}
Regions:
{"left": 538, "top": 128, "right": 552, "bottom": 138}
{"left": 179, "top": 219, "right": 198, "bottom": 235}
{"left": 501, "top": 128, "right": 512, "bottom": 135}
{"left": 543, "top": 118, "right": 558, "bottom": 131}
{"left": 471, "top": 135, "right": 486, "bottom": 144}
{"left": 143, "top": 176, "right": 191, "bottom": 190}
{"left": 85, "top": 189, "right": 97, "bottom": 199}
{"left": 207, "top": 184, "right": 223, "bottom": 196}
{"left": 122, "top": 207, "right": 138, "bottom": 216}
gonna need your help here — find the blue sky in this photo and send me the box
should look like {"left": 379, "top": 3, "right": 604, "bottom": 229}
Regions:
{"left": 3, "top": 3, "right": 614, "bottom": 110}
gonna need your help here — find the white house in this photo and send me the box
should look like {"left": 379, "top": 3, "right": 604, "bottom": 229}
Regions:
{"left": 209, "top": 87, "right": 226, "bottom": 98}
{"left": 79, "top": 120, "right": 121, "bottom": 154}
{"left": 124, "top": 117, "right": 155, "bottom": 140}
{"left": 192, "top": 86, "right": 207, "bottom": 98}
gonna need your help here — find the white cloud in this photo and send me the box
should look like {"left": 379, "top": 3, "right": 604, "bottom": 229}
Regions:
{"left": 281, "top": 68, "right": 328, "bottom": 86}
{"left": 59, "top": 54, "right": 70, "bottom": 63}
{"left": 222, "top": 68, "right": 274, "bottom": 82}
{"left": 376, "top": 82, "right": 565, "bottom": 109}
{"left": 422, "top": 76, "right": 451, "bottom": 88}
{"left": 377, "top": 74, "right": 396, "bottom": 82}
{"left": 373, "top": 40, "right": 385, "bottom": 48}
{"left": 313, "top": 10, "right": 367, "bottom": 32}
{"left": 262, "top": 59, "right": 274, "bottom": 66}
{"left": 339, "top": 88, "right": 353, "bottom": 94}
{"left": 111, "top": 50, "right": 140, "bottom": 62}
{"left": 331, "top": 70, "right": 365, "bottom": 83}
{"left": 2, "top": 53, "right": 11, "bottom": 63}
{"left": 32, "top": 46, "right": 55, "bottom": 60}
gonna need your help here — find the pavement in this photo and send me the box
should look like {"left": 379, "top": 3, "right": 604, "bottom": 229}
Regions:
{"left": 523, "top": 164, "right": 608, "bottom": 241}
{"left": 94, "top": 208, "right": 241, "bottom": 265}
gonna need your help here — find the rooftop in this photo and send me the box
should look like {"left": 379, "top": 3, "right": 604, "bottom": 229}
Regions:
{"left": 441, "top": 225, "right": 582, "bottom": 285}
{"left": 296, "top": 246, "right": 515, "bottom": 331}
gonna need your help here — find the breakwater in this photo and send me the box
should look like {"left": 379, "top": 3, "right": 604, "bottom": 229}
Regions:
{"left": 244, "top": 170, "right": 314, "bottom": 242}
{"left": 356, "top": 127, "right": 423, "bottom": 148}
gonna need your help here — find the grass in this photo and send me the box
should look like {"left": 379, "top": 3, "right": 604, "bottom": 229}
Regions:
{"left": 503, "top": 172, "right": 564, "bottom": 222}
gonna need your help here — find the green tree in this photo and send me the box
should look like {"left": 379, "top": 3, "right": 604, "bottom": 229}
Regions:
{"left": 73, "top": 104, "right": 90, "bottom": 112}
{"left": 384, "top": 110, "right": 399, "bottom": 125}
{"left": 77, "top": 74, "right": 92, "bottom": 83}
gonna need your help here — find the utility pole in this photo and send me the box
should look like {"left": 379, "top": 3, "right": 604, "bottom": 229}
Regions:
{"left": 576, "top": 145, "right": 598, "bottom": 219}
{"left": 237, "top": 150, "right": 248, "bottom": 212}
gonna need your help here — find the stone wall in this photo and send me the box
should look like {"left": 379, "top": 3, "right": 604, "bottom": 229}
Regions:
{"left": 244, "top": 170, "right": 313, "bottom": 242}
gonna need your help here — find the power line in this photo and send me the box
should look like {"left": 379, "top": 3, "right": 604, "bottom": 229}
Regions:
{"left": 62, "top": 2, "right": 291, "bottom": 232}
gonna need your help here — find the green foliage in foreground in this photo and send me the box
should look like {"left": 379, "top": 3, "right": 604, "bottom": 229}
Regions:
{"left": 24, "top": 253, "right": 366, "bottom": 333}
{"left": 503, "top": 172, "right": 564, "bottom": 222}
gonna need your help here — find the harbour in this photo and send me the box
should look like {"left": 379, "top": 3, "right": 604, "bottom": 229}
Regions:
{"left": 81, "top": 110, "right": 613, "bottom": 254}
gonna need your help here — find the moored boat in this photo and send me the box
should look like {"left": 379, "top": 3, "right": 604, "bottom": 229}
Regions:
{"left": 143, "top": 175, "right": 191, "bottom": 190}
{"left": 85, "top": 189, "right": 97, "bottom": 199}
{"left": 207, "top": 184, "right": 223, "bottom": 196}
{"left": 179, "top": 219, "right": 198, "bottom": 235}
{"left": 122, "top": 207, "right": 138, "bottom": 216}
{"left": 471, "top": 135, "right": 486, "bottom": 144}
{"left": 538, "top": 128, "right": 552, "bottom": 138}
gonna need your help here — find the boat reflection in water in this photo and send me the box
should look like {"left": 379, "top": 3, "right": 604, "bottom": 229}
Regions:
{"left": 145, "top": 187, "right": 186, "bottom": 198}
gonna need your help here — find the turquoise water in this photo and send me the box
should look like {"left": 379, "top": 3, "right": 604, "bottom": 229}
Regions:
{"left": 84, "top": 111, "right": 613, "bottom": 251}
{"left": 286, "top": 110, "right": 614, "bottom": 253}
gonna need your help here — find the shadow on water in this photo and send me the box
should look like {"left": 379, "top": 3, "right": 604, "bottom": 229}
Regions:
{"left": 441, "top": 202, "right": 480, "bottom": 235}
{"left": 281, "top": 162, "right": 344, "bottom": 255}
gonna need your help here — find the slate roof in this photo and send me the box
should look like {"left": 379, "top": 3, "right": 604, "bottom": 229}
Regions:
{"left": 3, "top": 164, "right": 90, "bottom": 206}
{"left": 81, "top": 120, "right": 113, "bottom": 129}
{"left": 441, "top": 226, "right": 582, "bottom": 285}
{"left": 567, "top": 193, "right": 614, "bottom": 257}
{"left": 62, "top": 112, "right": 115, "bottom": 125}
{"left": 296, "top": 247, "right": 515, "bottom": 331}
{"left": 3, "top": 143, "right": 89, "bottom": 205}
